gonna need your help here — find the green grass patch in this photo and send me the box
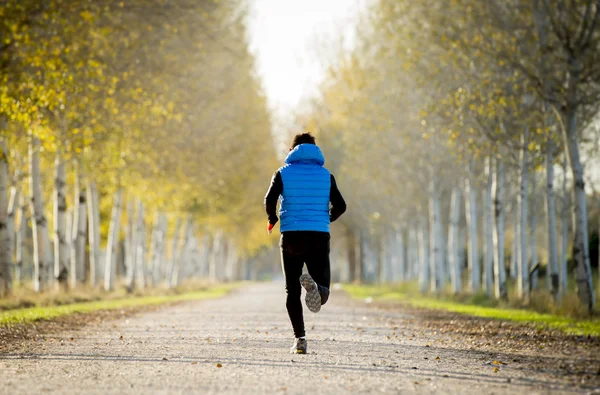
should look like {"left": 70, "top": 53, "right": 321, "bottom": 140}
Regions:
{"left": 343, "top": 284, "right": 600, "bottom": 337}
{"left": 0, "top": 285, "right": 233, "bottom": 326}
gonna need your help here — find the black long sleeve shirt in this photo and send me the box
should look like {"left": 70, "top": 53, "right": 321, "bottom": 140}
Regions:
{"left": 264, "top": 171, "right": 347, "bottom": 227}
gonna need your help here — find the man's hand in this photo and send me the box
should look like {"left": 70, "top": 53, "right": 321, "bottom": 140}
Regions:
{"left": 267, "top": 222, "right": 274, "bottom": 235}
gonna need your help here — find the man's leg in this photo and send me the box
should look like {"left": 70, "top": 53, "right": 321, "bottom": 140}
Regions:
{"left": 304, "top": 235, "right": 331, "bottom": 305}
{"left": 281, "top": 248, "right": 306, "bottom": 338}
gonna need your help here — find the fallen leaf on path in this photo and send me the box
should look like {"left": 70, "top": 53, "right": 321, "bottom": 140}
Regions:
{"left": 216, "top": 363, "right": 223, "bottom": 368}
{"left": 191, "top": 362, "right": 198, "bottom": 365}
{"left": 493, "top": 367, "right": 499, "bottom": 373}
{"left": 119, "top": 335, "right": 123, "bottom": 340}
{"left": 162, "top": 357, "right": 168, "bottom": 361}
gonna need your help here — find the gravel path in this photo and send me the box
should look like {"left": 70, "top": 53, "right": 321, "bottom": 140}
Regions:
{"left": 1, "top": 283, "right": 597, "bottom": 394}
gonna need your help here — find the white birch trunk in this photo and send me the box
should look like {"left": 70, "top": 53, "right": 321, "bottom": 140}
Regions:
{"left": 199, "top": 233, "right": 210, "bottom": 278}
{"left": 8, "top": 186, "right": 22, "bottom": 284}
{"left": 171, "top": 218, "right": 192, "bottom": 287}
{"left": 464, "top": 173, "right": 480, "bottom": 292}
{"left": 545, "top": 139, "right": 559, "bottom": 297}
{"left": 125, "top": 200, "right": 135, "bottom": 288}
{"left": 15, "top": 193, "right": 27, "bottom": 285}
{"left": 418, "top": 219, "right": 430, "bottom": 294}
{"left": 484, "top": 157, "right": 494, "bottom": 297}
{"left": 166, "top": 217, "right": 182, "bottom": 285}
{"left": 53, "top": 153, "right": 69, "bottom": 288}
{"left": 396, "top": 229, "right": 406, "bottom": 282}
{"left": 448, "top": 186, "right": 462, "bottom": 294}
{"left": 152, "top": 214, "right": 168, "bottom": 285}
{"left": 492, "top": 157, "right": 507, "bottom": 299}
{"left": 70, "top": 161, "right": 87, "bottom": 286}
{"left": 208, "top": 233, "right": 217, "bottom": 281}
{"left": 209, "top": 231, "right": 225, "bottom": 282}
{"left": 518, "top": 129, "right": 530, "bottom": 301}
{"left": 135, "top": 201, "right": 146, "bottom": 290}
{"left": 29, "top": 134, "right": 52, "bottom": 292}
{"left": 0, "top": 141, "right": 12, "bottom": 295}
{"left": 66, "top": 209, "right": 73, "bottom": 282}
{"left": 428, "top": 177, "right": 443, "bottom": 292}
{"left": 148, "top": 212, "right": 160, "bottom": 286}
{"left": 564, "top": 106, "right": 595, "bottom": 311}
{"left": 530, "top": 170, "right": 538, "bottom": 290}
{"left": 7, "top": 186, "right": 19, "bottom": 271}
{"left": 511, "top": 211, "right": 519, "bottom": 280}
{"left": 560, "top": 158, "right": 569, "bottom": 296}
{"left": 104, "top": 189, "right": 123, "bottom": 291}
{"left": 86, "top": 181, "right": 101, "bottom": 287}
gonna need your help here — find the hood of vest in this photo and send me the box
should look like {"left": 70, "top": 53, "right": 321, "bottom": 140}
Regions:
{"left": 285, "top": 144, "right": 325, "bottom": 166}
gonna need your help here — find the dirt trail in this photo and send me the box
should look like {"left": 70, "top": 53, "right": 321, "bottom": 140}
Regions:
{"left": 1, "top": 283, "right": 598, "bottom": 394}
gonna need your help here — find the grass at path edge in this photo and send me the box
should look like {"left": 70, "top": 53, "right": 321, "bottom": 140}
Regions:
{"left": 343, "top": 284, "right": 600, "bottom": 337}
{"left": 0, "top": 285, "right": 234, "bottom": 326}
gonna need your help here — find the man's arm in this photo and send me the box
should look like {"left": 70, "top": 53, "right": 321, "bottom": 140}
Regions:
{"left": 330, "top": 174, "right": 346, "bottom": 222}
{"left": 264, "top": 171, "right": 283, "bottom": 225}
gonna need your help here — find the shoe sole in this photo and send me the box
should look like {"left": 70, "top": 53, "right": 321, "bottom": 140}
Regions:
{"left": 300, "top": 273, "right": 321, "bottom": 313}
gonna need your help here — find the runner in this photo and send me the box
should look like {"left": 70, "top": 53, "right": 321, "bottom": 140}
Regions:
{"left": 264, "top": 132, "right": 346, "bottom": 354}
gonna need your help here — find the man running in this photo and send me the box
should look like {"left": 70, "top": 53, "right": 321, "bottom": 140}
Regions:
{"left": 264, "top": 132, "right": 346, "bottom": 354}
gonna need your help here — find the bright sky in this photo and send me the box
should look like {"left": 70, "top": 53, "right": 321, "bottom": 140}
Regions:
{"left": 248, "top": 0, "right": 368, "bottom": 140}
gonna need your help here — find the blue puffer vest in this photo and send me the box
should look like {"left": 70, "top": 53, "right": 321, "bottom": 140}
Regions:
{"left": 279, "top": 144, "right": 331, "bottom": 233}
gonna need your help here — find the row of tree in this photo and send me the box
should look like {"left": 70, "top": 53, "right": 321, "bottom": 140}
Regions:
{"left": 0, "top": 0, "right": 278, "bottom": 296}
{"left": 302, "top": 0, "right": 600, "bottom": 313}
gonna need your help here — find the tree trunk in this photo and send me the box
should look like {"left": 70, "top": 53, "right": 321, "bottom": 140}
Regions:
{"left": 530, "top": 169, "right": 538, "bottom": 290}
{"left": 563, "top": 104, "right": 595, "bottom": 312}
{"left": 199, "top": 233, "right": 210, "bottom": 278}
{"left": 511, "top": 210, "right": 519, "bottom": 280}
{"left": 0, "top": 141, "right": 12, "bottom": 296}
{"left": 518, "top": 128, "right": 530, "bottom": 301}
{"left": 135, "top": 201, "right": 146, "bottom": 290}
{"left": 125, "top": 199, "right": 135, "bottom": 288}
{"left": 148, "top": 212, "right": 160, "bottom": 287}
{"left": 15, "top": 193, "right": 27, "bottom": 286}
{"left": 104, "top": 189, "right": 123, "bottom": 291}
{"left": 29, "top": 134, "right": 52, "bottom": 292}
{"left": 492, "top": 156, "right": 507, "bottom": 299}
{"left": 408, "top": 227, "right": 418, "bottom": 280}
{"left": 429, "top": 176, "right": 443, "bottom": 292}
{"left": 484, "top": 157, "right": 494, "bottom": 297}
{"left": 70, "top": 161, "right": 87, "bottom": 286}
{"left": 53, "top": 153, "right": 69, "bottom": 289}
{"left": 86, "top": 181, "right": 101, "bottom": 287}
{"left": 448, "top": 186, "right": 461, "bottom": 294}
{"left": 7, "top": 185, "right": 19, "bottom": 274}
{"left": 152, "top": 214, "right": 168, "bottom": 285}
{"left": 396, "top": 228, "right": 406, "bottom": 282}
{"left": 545, "top": 138, "right": 559, "bottom": 297}
{"left": 418, "top": 218, "right": 430, "bottom": 294}
{"left": 347, "top": 227, "right": 358, "bottom": 283}
{"left": 464, "top": 172, "right": 480, "bottom": 292}
{"left": 166, "top": 217, "right": 182, "bottom": 284}
{"left": 560, "top": 158, "right": 569, "bottom": 296}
